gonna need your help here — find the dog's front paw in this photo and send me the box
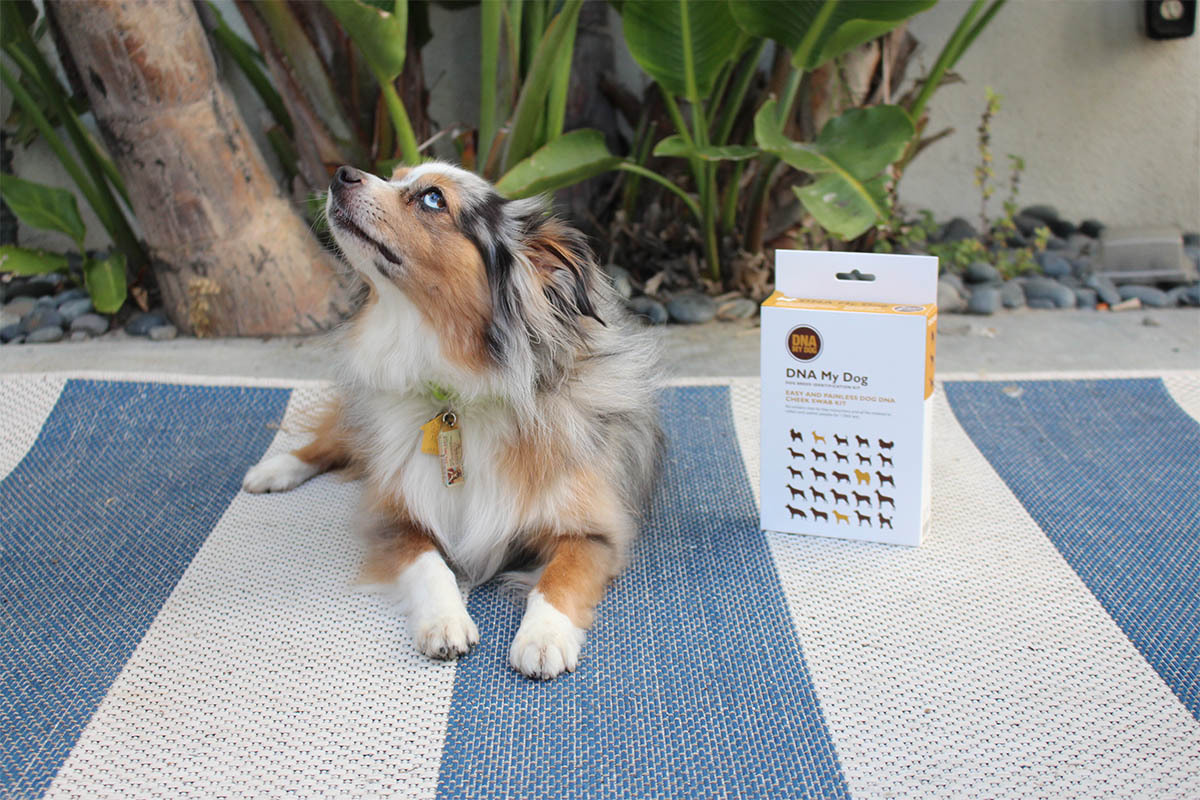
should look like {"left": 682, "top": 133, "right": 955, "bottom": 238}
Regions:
{"left": 242, "top": 453, "right": 318, "bottom": 494}
{"left": 409, "top": 609, "right": 479, "bottom": 661}
{"left": 509, "top": 590, "right": 586, "bottom": 680}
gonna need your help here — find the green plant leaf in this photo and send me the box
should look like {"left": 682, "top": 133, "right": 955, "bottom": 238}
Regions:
{"left": 83, "top": 251, "right": 127, "bottom": 314}
{"left": 652, "top": 135, "right": 759, "bottom": 162}
{"left": 755, "top": 99, "right": 914, "bottom": 239}
{"left": 0, "top": 245, "right": 69, "bottom": 276}
{"left": 0, "top": 173, "right": 86, "bottom": 246}
{"left": 495, "top": 129, "right": 620, "bottom": 199}
{"left": 620, "top": 0, "right": 741, "bottom": 99}
{"left": 729, "top": 0, "right": 936, "bottom": 69}
{"left": 323, "top": 0, "right": 407, "bottom": 83}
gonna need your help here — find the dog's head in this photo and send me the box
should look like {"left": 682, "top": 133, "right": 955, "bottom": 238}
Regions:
{"left": 325, "top": 162, "right": 605, "bottom": 377}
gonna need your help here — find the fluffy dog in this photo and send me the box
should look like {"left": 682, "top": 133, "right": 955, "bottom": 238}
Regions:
{"left": 242, "top": 163, "right": 663, "bottom": 680}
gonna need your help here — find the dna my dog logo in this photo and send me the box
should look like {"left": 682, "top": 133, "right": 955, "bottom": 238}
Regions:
{"left": 786, "top": 325, "right": 822, "bottom": 362}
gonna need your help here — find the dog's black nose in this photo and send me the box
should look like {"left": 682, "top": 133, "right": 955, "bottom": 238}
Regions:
{"left": 334, "top": 165, "right": 363, "bottom": 186}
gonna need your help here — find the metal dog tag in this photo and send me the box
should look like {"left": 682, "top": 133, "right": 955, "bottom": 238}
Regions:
{"left": 437, "top": 413, "right": 464, "bottom": 486}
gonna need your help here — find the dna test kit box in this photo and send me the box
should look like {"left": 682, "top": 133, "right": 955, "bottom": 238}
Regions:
{"left": 759, "top": 250, "right": 938, "bottom": 546}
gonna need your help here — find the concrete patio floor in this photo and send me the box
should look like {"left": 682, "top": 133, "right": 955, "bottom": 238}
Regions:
{"left": 1, "top": 308, "right": 1196, "bottom": 381}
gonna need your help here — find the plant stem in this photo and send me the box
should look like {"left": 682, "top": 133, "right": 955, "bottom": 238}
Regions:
{"left": 379, "top": 80, "right": 421, "bottom": 165}
{"left": 908, "top": 0, "right": 986, "bottom": 123}
{"left": 617, "top": 163, "right": 701, "bottom": 220}
{"left": 790, "top": 0, "right": 837, "bottom": 73}
{"left": 479, "top": 0, "right": 502, "bottom": 172}
{"left": 544, "top": 5, "right": 578, "bottom": 143}
{"left": 713, "top": 39, "right": 766, "bottom": 146}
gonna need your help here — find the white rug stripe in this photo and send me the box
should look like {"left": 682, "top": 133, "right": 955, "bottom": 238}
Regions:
{"left": 728, "top": 379, "right": 1200, "bottom": 799}
{"left": 1163, "top": 373, "right": 1200, "bottom": 426}
{"left": 0, "top": 374, "right": 67, "bottom": 481}
{"left": 47, "top": 386, "right": 457, "bottom": 800}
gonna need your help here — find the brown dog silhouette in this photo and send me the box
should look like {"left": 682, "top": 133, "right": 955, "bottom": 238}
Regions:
{"left": 810, "top": 467, "right": 827, "bottom": 481}
{"left": 875, "top": 490, "right": 895, "bottom": 509}
{"left": 812, "top": 432, "right": 826, "bottom": 444}
{"left": 855, "top": 435, "right": 870, "bottom": 448}
{"left": 787, "top": 447, "right": 805, "bottom": 460}
{"left": 878, "top": 513, "right": 893, "bottom": 529}
{"left": 854, "top": 469, "right": 871, "bottom": 485}
{"left": 833, "top": 510, "right": 850, "bottom": 525}
{"left": 786, "top": 484, "right": 805, "bottom": 501}
{"left": 810, "top": 486, "right": 827, "bottom": 503}
{"left": 810, "top": 507, "right": 829, "bottom": 522}
{"left": 811, "top": 449, "right": 827, "bottom": 462}
{"left": 832, "top": 489, "right": 849, "bottom": 505}
{"left": 787, "top": 466, "right": 804, "bottom": 479}
{"left": 856, "top": 453, "right": 871, "bottom": 466}
{"left": 876, "top": 472, "right": 894, "bottom": 487}
{"left": 834, "top": 434, "right": 848, "bottom": 447}
{"left": 790, "top": 429, "right": 803, "bottom": 442}
{"left": 878, "top": 439, "right": 894, "bottom": 450}
{"left": 855, "top": 510, "right": 872, "bottom": 526}
{"left": 832, "top": 471, "right": 850, "bottom": 484}
{"left": 852, "top": 491, "right": 871, "bottom": 506}
{"left": 834, "top": 451, "right": 848, "bottom": 463}
{"left": 879, "top": 454, "right": 893, "bottom": 467}
{"left": 786, "top": 504, "right": 807, "bottom": 519}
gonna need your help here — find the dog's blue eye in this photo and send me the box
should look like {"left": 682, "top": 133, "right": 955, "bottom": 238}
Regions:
{"left": 421, "top": 189, "right": 446, "bottom": 211}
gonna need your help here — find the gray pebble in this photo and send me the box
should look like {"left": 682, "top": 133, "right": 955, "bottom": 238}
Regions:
{"left": 716, "top": 297, "right": 759, "bottom": 321}
{"left": 148, "top": 324, "right": 179, "bottom": 341}
{"left": 1047, "top": 218, "right": 1076, "bottom": 239}
{"left": 1020, "top": 204, "right": 1059, "bottom": 223}
{"left": 966, "top": 285, "right": 1001, "bottom": 315}
{"left": 0, "top": 309, "right": 18, "bottom": 330}
{"left": 4, "top": 297, "right": 37, "bottom": 317}
{"left": 35, "top": 295, "right": 57, "bottom": 308}
{"left": 58, "top": 297, "right": 93, "bottom": 323}
{"left": 1012, "top": 213, "right": 1043, "bottom": 237}
{"left": 964, "top": 261, "right": 1001, "bottom": 284}
{"left": 1, "top": 323, "right": 23, "bottom": 343}
{"left": 937, "top": 279, "right": 967, "bottom": 313}
{"left": 1182, "top": 232, "right": 1199, "bottom": 248}
{"left": 1067, "top": 233, "right": 1094, "bottom": 256}
{"left": 1036, "top": 252, "right": 1072, "bottom": 278}
{"left": 26, "top": 325, "right": 64, "bottom": 344}
{"left": 126, "top": 311, "right": 169, "bottom": 336}
{"left": 53, "top": 287, "right": 89, "bottom": 307}
{"left": 1165, "top": 286, "right": 1194, "bottom": 307}
{"left": 1070, "top": 256, "right": 1093, "bottom": 277}
{"left": 1024, "top": 277, "right": 1076, "bottom": 309}
{"left": 666, "top": 292, "right": 717, "bottom": 324}
{"left": 627, "top": 296, "right": 668, "bottom": 325}
{"left": 70, "top": 313, "right": 109, "bottom": 336}
{"left": 1118, "top": 284, "right": 1169, "bottom": 308}
{"left": 1027, "top": 297, "right": 1057, "bottom": 310}
{"left": 602, "top": 265, "right": 633, "bottom": 300}
{"left": 940, "top": 217, "right": 978, "bottom": 242}
{"left": 1083, "top": 273, "right": 1122, "bottom": 306}
{"left": 1000, "top": 280, "right": 1026, "bottom": 309}
{"left": 939, "top": 272, "right": 966, "bottom": 294}
{"left": 69, "top": 330, "right": 93, "bottom": 342}
{"left": 1079, "top": 219, "right": 1105, "bottom": 238}
{"left": 1073, "top": 288, "right": 1098, "bottom": 309}
{"left": 8, "top": 275, "right": 59, "bottom": 299}
{"left": 21, "top": 307, "right": 65, "bottom": 333}
{"left": 1044, "top": 236, "right": 1068, "bottom": 251}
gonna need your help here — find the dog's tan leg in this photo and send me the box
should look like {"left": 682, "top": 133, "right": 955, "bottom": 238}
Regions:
{"left": 242, "top": 400, "right": 352, "bottom": 493}
{"left": 509, "top": 534, "right": 619, "bottom": 680}
{"left": 363, "top": 492, "right": 479, "bottom": 660}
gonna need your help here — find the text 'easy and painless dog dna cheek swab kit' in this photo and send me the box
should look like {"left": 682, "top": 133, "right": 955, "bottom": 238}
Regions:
{"left": 760, "top": 250, "right": 938, "bottom": 546}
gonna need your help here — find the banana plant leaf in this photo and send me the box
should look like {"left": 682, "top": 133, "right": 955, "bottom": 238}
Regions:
{"left": 729, "top": 0, "right": 936, "bottom": 69}
{"left": 0, "top": 245, "right": 69, "bottom": 276}
{"left": 620, "top": 0, "right": 741, "bottom": 99}
{"left": 0, "top": 173, "right": 86, "bottom": 247}
{"left": 755, "top": 99, "right": 914, "bottom": 240}
{"left": 323, "top": 0, "right": 407, "bottom": 83}
{"left": 83, "top": 251, "right": 127, "bottom": 314}
{"left": 495, "top": 129, "right": 620, "bottom": 199}
{"left": 653, "top": 135, "right": 759, "bottom": 162}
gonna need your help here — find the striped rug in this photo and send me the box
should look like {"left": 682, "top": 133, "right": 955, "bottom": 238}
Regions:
{"left": 2, "top": 371, "right": 1198, "bottom": 799}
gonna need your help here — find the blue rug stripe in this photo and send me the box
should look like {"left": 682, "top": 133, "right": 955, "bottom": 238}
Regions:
{"left": 0, "top": 379, "right": 291, "bottom": 799}
{"left": 436, "top": 385, "right": 850, "bottom": 800}
{"left": 945, "top": 378, "right": 1200, "bottom": 719}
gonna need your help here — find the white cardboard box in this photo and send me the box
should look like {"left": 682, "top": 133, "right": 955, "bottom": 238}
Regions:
{"left": 759, "top": 250, "right": 938, "bottom": 546}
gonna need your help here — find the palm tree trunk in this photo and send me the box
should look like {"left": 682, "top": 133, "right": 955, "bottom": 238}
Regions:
{"left": 49, "top": 0, "right": 350, "bottom": 336}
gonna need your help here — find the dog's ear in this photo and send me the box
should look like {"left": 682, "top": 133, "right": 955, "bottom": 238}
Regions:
{"left": 518, "top": 214, "right": 605, "bottom": 328}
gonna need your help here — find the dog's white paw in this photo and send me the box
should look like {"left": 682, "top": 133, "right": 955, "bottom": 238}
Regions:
{"left": 509, "top": 590, "right": 586, "bottom": 680}
{"left": 409, "top": 608, "right": 480, "bottom": 661}
{"left": 242, "top": 453, "right": 318, "bottom": 493}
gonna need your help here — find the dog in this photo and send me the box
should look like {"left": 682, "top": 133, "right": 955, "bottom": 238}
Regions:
{"left": 876, "top": 471, "right": 895, "bottom": 487}
{"left": 790, "top": 428, "right": 803, "bottom": 443}
{"left": 810, "top": 467, "right": 827, "bottom": 481}
{"left": 879, "top": 454, "right": 893, "bottom": 468}
{"left": 786, "top": 484, "right": 805, "bottom": 501}
{"left": 855, "top": 510, "right": 871, "bottom": 526}
{"left": 878, "top": 513, "right": 893, "bottom": 529}
{"left": 811, "top": 449, "right": 827, "bottom": 462}
{"left": 855, "top": 435, "right": 869, "bottom": 448}
{"left": 878, "top": 439, "right": 894, "bottom": 450}
{"left": 242, "top": 163, "right": 663, "bottom": 680}
{"left": 787, "top": 466, "right": 805, "bottom": 480}
{"left": 854, "top": 469, "right": 871, "bottom": 485}
{"left": 832, "top": 470, "right": 850, "bottom": 484}
{"left": 852, "top": 491, "right": 870, "bottom": 506}
{"left": 834, "top": 434, "right": 848, "bottom": 447}
{"left": 810, "top": 507, "right": 829, "bottom": 523}
{"left": 856, "top": 453, "right": 871, "bottom": 466}
{"left": 833, "top": 450, "right": 848, "bottom": 463}
{"left": 786, "top": 504, "right": 806, "bottom": 520}
{"left": 811, "top": 432, "right": 826, "bottom": 444}
{"left": 875, "top": 490, "right": 895, "bottom": 509}
{"left": 833, "top": 510, "right": 849, "bottom": 525}
{"left": 787, "top": 447, "right": 805, "bottom": 460}
{"left": 831, "top": 489, "right": 848, "bottom": 505}
{"left": 810, "top": 486, "right": 827, "bottom": 503}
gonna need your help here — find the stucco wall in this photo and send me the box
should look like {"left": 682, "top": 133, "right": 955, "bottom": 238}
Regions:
{"left": 902, "top": 0, "right": 1200, "bottom": 229}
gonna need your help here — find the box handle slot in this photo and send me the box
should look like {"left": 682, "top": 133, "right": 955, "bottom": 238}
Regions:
{"left": 835, "top": 269, "right": 876, "bottom": 282}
